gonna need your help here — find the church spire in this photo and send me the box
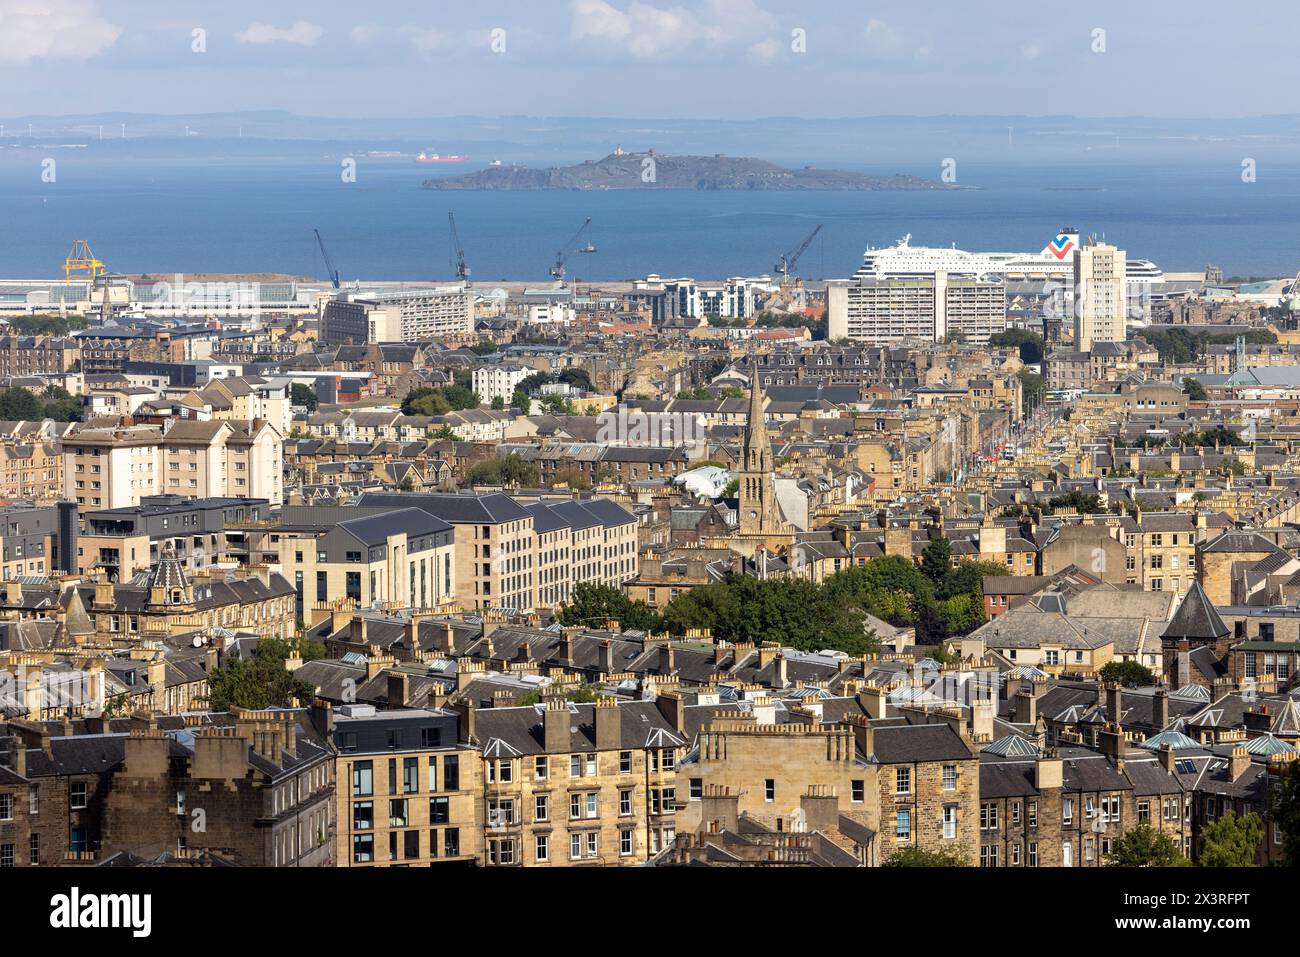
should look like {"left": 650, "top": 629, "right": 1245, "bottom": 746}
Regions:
{"left": 742, "top": 365, "right": 770, "bottom": 473}
{"left": 738, "top": 362, "right": 780, "bottom": 537}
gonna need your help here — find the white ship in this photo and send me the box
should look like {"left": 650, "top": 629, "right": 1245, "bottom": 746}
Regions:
{"left": 853, "top": 232, "right": 1163, "bottom": 285}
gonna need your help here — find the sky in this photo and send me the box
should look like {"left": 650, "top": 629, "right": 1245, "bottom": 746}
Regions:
{"left": 0, "top": 0, "right": 1296, "bottom": 120}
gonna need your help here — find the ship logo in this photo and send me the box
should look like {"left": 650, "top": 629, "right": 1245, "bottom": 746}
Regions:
{"left": 1046, "top": 233, "right": 1076, "bottom": 260}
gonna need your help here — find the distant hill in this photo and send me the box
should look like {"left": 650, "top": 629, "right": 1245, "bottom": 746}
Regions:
{"left": 423, "top": 151, "right": 959, "bottom": 191}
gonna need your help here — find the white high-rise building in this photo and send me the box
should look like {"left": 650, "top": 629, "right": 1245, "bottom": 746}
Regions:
{"left": 826, "top": 272, "right": 1006, "bottom": 344}
{"left": 1073, "top": 242, "right": 1126, "bottom": 352}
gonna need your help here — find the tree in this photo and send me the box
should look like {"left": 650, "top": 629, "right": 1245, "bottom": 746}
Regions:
{"left": 1197, "top": 811, "right": 1263, "bottom": 867}
{"left": 1105, "top": 824, "right": 1186, "bottom": 866}
{"left": 468, "top": 452, "right": 539, "bottom": 488}
{"left": 557, "top": 367, "right": 593, "bottom": 392}
{"left": 719, "top": 478, "right": 739, "bottom": 498}
{"left": 559, "top": 583, "right": 661, "bottom": 633}
{"left": 990, "top": 328, "right": 1045, "bottom": 364}
{"left": 1046, "top": 489, "right": 1104, "bottom": 514}
{"left": 553, "top": 466, "right": 592, "bottom": 490}
{"left": 883, "top": 846, "right": 968, "bottom": 867}
{"left": 1017, "top": 368, "right": 1045, "bottom": 417}
{"left": 403, "top": 387, "right": 451, "bottom": 416}
{"left": 519, "top": 683, "right": 599, "bottom": 706}
{"left": 5, "top": 313, "right": 87, "bottom": 336}
{"left": 206, "top": 638, "right": 315, "bottom": 711}
{"left": 0, "top": 388, "right": 41, "bottom": 420}
{"left": 517, "top": 371, "right": 550, "bottom": 395}
{"left": 937, "top": 559, "right": 1008, "bottom": 602}
{"left": 1181, "top": 377, "right": 1207, "bottom": 402}
{"left": 1099, "top": 660, "right": 1155, "bottom": 688}
{"left": 920, "top": 533, "right": 953, "bottom": 585}
{"left": 469, "top": 340, "right": 498, "bottom": 355}
{"left": 290, "top": 383, "right": 319, "bottom": 412}
{"left": 821, "top": 556, "right": 934, "bottom": 626}
{"left": 490, "top": 395, "right": 506, "bottom": 410}
{"left": 40, "top": 386, "right": 82, "bottom": 422}
{"left": 662, "top": 575, "right": 878, "bottom": 656}
{"left": 1269, "top": 760, "right": 1300, "bottom": 865}
{"left": 539, "top": 393, "right": 576, "bottom": 415}
{"left": 441, "top": 381, "right": 479, "bottom": 410}
{"left": 1179, "top": 425, "right": 1244, "bottom": 448}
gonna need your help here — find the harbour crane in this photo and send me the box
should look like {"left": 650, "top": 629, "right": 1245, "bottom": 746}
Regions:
{"left": 448, "top": 212, "right": 470, "bottom": 282}
{"left": 773, "top": 224, "right": 823, "bottom": 280}
{"left": 550, "top": 217, "right": 593, "bottom": 281}
{"left": 313, "top": 228, "right": 341, "bottom": 289}
{"left": 64, "top": 240, "right": 105, "bottom": 284}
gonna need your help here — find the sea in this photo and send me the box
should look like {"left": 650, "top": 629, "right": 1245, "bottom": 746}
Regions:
{"left": 1, "top": 152, "right": 1299, "bottom": 282}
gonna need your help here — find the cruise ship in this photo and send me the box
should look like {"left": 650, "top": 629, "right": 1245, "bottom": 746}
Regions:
{"left": 852, "top": 232, "right": 1163, "bottom": 285}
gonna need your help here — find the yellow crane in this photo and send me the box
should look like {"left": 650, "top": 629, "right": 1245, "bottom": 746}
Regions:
{"left": 64, "top": 240, "right": 105, "bottom": 284}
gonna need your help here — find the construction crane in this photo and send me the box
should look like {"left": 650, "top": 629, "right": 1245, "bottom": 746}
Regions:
{"left": 448, "top": 212, "right": 470, "bottom": 282}
{"left": 313, "top": 228, "right": 340, "bottom": 289}
{"left": 550, "top": 217, "right": 593, "bottom": 281}
{"left": 773, "top": 224, "right": 823, "bottom": 281}
{"left": 64, "top": 240, "right": 105, "bottom": 284}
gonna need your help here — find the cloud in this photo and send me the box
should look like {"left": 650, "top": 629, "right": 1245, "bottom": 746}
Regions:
{"left": 350, "top": 24, "right": 380, "bottom": 44}
{"left": 863, "top": 18, "right": 930, "bottom": 62}
{"left": 400, "top": 26, "right": 451, "bottom": 54}
{"left": 570, "top": 0, "right": 779, "bottom": 60}
{"left": 235, "top": 21, "right": 324, "bottom": 47}
{"left": 0, "top": 0, "right": 120, "bottom": 64}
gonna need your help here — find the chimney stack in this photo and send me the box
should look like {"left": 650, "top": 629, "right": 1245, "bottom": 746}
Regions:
{"left": 1104, "top": 682, "right": 1123, "bottom": 726}
{"left": 1229, "top": 745, "right": 1250, "bottom": 781}
{"left": 1152, "top": 688, "right": 1169, "bottom": 729}
{"left": 1035, "top": 754, "right": 1063, "bottom": 790}
{"left": 594, "top": 696, "right": 620, "bottom": 751}
{"left": 1014, "top": 688, "right": 1037, "bottom": 725}
{"left": 387, "top": 672, "right": 409, "bottom": 708}
{"left": 543, "top": 695, "right": 570, "bottom": 753}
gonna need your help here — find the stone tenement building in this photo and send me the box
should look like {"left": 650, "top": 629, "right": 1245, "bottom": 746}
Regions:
{"left": 0, "top": 707, "right": 334, "bottom": 867}
{"left": 673, "top": 697, "right": 980, "bottom": 865}
{"left": 466, "top": 695, "right": 687, "bottom": 866}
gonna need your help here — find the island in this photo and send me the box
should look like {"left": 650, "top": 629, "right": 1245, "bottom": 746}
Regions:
{"left": 422, "top": 150, "right": 958, "bottom": 191}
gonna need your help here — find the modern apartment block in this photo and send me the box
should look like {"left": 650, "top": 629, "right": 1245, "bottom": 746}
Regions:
{"left": 63, "top": 418, "right": 283, "bottom": 510}
{"left": 77, "top": 494, "right": 271, "bottom": 582}
{"left": 275, "top": 505, "right": 457, "bottom": 620}
{"left": 321, "top": 288, "right": 473, "bottom": 344}
{"left": 471, "top": 362, "right": 532, "bottom": 406}
{"left": 0, "top": 503, "right": 67, "bottom": 581}
{"left": 827, "top": 272, "right": 1007, "bottom": 344}
{"left": 354, "top": 492, "right": 639, "bottom": 615}
{"left": 333, "top": 705, "right": 481, "bottom": 867}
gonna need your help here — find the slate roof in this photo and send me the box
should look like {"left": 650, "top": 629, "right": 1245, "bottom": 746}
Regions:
{"left": 471, "top": 700, "right": 686, "bottom": 753}
{"left": 1161, "top": 581, "right": 1229, "bottom": 641}
{"left": 870, "top": 723, "right": 974, "bottom": 764}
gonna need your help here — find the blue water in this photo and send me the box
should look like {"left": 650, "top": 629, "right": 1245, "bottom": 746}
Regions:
{"left": 1, "top": 156, "right": 1298, "bottom": 281}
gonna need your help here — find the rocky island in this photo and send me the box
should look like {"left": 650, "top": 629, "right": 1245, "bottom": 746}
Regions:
{"left": 422, "top": 149, "right": 958, "bottom": 191}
